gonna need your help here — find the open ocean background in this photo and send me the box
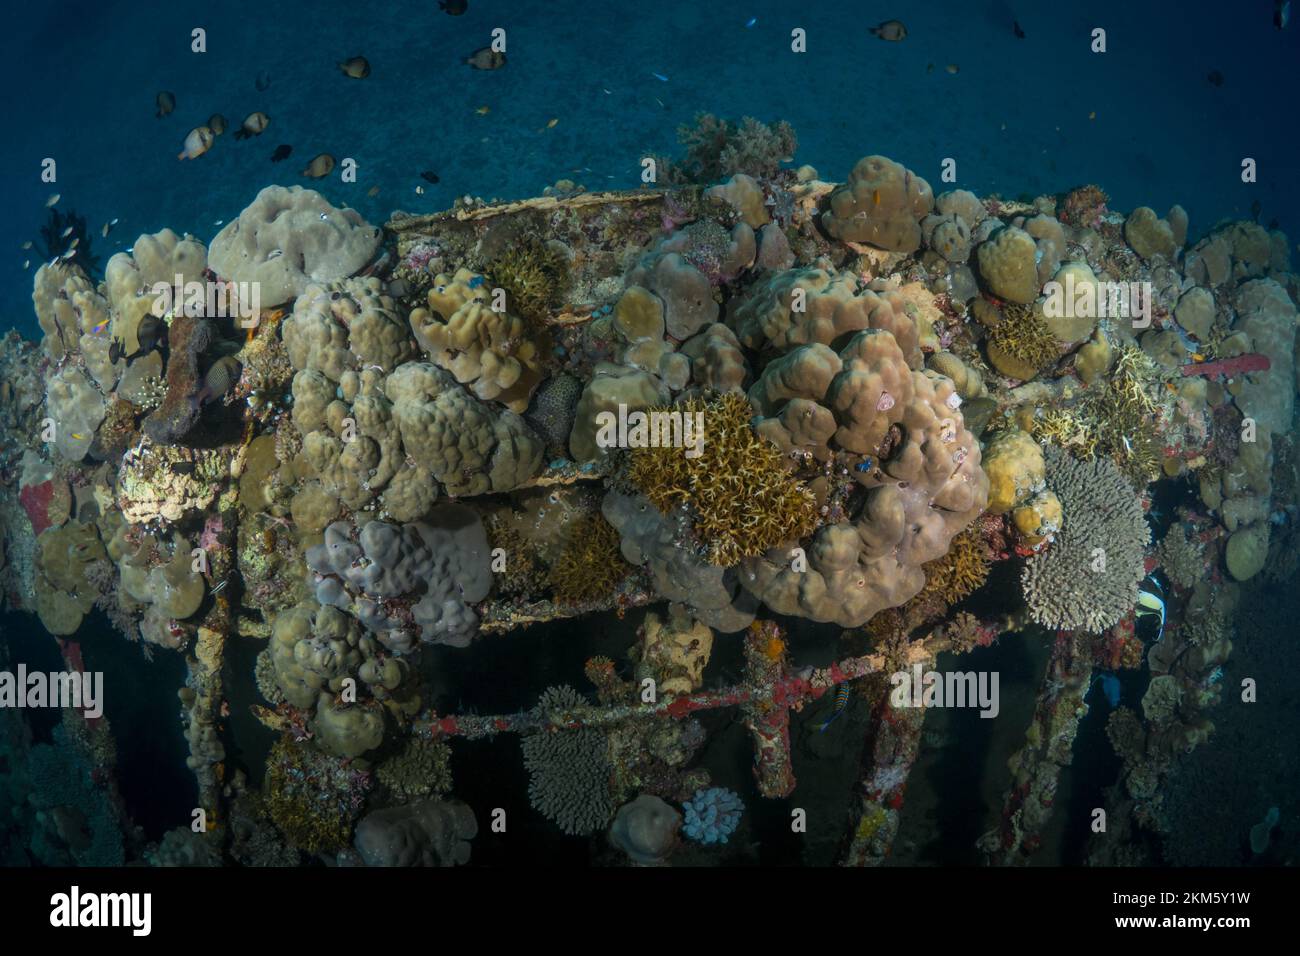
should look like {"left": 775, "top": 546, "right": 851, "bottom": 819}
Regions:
{"left": 2, "top": 0, "right": 1297, "bottom": 337}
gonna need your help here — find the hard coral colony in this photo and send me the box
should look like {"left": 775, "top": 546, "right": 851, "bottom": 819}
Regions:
{"left": 0, "top": 20, "right": 1297, "bottom": 882}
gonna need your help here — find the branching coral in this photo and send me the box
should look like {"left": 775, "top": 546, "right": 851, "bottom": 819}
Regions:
{"left": 1021, "top": 447, "right": 1149, "bottom": 632}
{"left": 625, "top": 392, "right": 818, "bottom": 566}
{"left": 548, "top": 513, "right": 633, "bottom": 604}
{"left": 487, "top": 239, "right": 570, "bottom": 324}
{"left": 985, "top": 302, "right": 1060, "bottom": 381}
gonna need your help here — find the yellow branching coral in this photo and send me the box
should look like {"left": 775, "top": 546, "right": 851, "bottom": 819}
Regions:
{"left": 626, "top": 392, "right": 818, "bottom": 566}
{"left": 549, "top": 513, "right": 633, "bottom": 604}
{"left": 985, "top": 302, "right": 1060, "bottom": 380}
{"left": 917, "top": 525, "right": 990, "bottom": 605}
{"left": 487, "top": 239, "right": 570, "bottom": 324}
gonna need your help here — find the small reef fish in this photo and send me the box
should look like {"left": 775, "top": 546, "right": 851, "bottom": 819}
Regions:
{"left": 366, "top": 185, "right": 380, "bottom": 197}
{"left": 420, "top": 170, "right": 440, "bottom": 184}
{"left": 818, "top": 684, "right": 852, "bottom": 733}
{"left": 60, "top": 226, "right": 74, "bottom": 238}
{"left": 302, "top": 154, "right": 336, "bottom": 179}
{"left": 1092, "top": 673, "right": 1121, "bottom": 708}
{"left": 196, "top": 356, "right": 242, "bottom": 406}
{"left": 465, "top": 47, "right": 506, "bottom": 70}
{"left": 546, "top": 118, "right": 559, "bottom": 128}
{"left": 339, "top": 56, "right": 371, "bottom": 79}
{"left": 869, "top": 19, "right": 907, "bottom": 41}
{"left": 155, "top": 91, "right": 175, "bottom": 118}
{"left": 21, "top": 241, "right": 32, "bottom": 250}
{"left": 415, "top": 185, "right": 425, "bottom": 195}
{"left": 46, "top": 194, "right": 60, "bottom": 208}
{"left": 440, "top": 0, "right": 468, "bottom": 14}
{"left": 91, "top": 317, "right": 110, "bottom": 334}
{"left": 945, "top": 63, "right": 960, "bottom": 74}
{"left": 1207, "top": 70, "right": 1224, "bottom": 87}
{"left": 475, "top": 105, "right": 491, "bottom": 115}
{"left": 270, "top": 144, "right": 292, "bottom": 163}
{"left": 1135, "top": 587, "right": 1166, "bottom": 641}
{"left": 208, "top": 113, "right": 228, "bottom": 136}
{"left": 178, "top": 125, "right": 215, "bottom": 160}
{"left": 651, "top": 72, "right": 669, "bottom": 82}
{"left": 101, "top": 222, "right": 112, "bottom": 238}
{"left": 1013, "top": 20, "right": 1026, "bottom": 39}
{"left": 1276, "top": 1, "right": 1291, "bottom": 29}
{"left": 234, "top": 111, "right": 270, "bottom": 140}
{"left": 255, "top": 70, "right": 271, "bottom": 92}
{"left": 746, "top": 17, "right": 757, "bottom": 28}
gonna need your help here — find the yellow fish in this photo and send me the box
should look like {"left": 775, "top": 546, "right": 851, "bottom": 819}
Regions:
{"left": 475, "top": 105, "right": 491, "bottom": 115}
{"left": 92, "top": 318, "right": 110, "bottom": 334}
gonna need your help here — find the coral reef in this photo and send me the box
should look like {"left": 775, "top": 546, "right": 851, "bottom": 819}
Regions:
{"left": 521, "top": 685, "right": 614, "bottom": 835}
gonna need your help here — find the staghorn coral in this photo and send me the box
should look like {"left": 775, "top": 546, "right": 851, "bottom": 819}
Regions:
{"left": 548, "top": 513, "right": 633, "bottom": 604}
{"left": 521, "top": 685, "right": 614, "bottom": 836}
{"left": 625, "top": 392, "right": 818, "bottom": 566}
{"left": 1021, "top": 447, "right": 1149, "bottom": 633}
{"left": 914, "top": 524, "right": 990, "bottom": 607}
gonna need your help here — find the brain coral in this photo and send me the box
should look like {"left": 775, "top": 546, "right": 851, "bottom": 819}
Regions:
{"left": 410, "top": 268, "right": 546, "bottom": 412}
{"left": 208, "top": 185, "right": 381, "bottom": 306}
{"left": 821, "top": 155, "right": 934, "bottom": 252}
{"left": 521, "top": 685, "right": 614, "bottom": 836}
{"left": 1021, "top": 447, "right": 1150, "bottom": 633}
{"left": 740, "top": 329, "right": 988, "bottom": 626}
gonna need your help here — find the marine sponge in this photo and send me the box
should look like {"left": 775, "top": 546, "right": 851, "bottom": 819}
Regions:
{"left": 522, "top": 685, "right": 614, "bottom": 836}
{"left": 209, "top": 185, "right": 381, "bottom": 306}
{"left": 486, "top": 239, "right": 569, "bottom": 324}
{"left": 1021, "top": 447, "right": 1150, "bottom": 633}
{"left": 609, "top": 794, "right": 682, "bottom": 865}
{"left": 625, "top": 392, "right": 818, "bottom": 566}
{"left": 822, "top": 155, "right": 934, "bottom": 252}
{"left": 35, "top": 520, "right": 106, "bottom": 635}
{"left": 411, "top": 268, "right": 547, "bottom": 412}
{"left": 982, "top": 429, "right": 1045, "bottom": 514}
{"left": 548, "top": 513, "right": 632, "bottom": 604}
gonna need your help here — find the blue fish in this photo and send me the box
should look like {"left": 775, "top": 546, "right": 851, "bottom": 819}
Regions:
{"left": 745, "top": 17, "right": 758, "bottom": 28}
{"left": 855, "top": 458, "right": 874, "bottom": 473}
{"left": 651, "top": 72, "right": 669, "bottom": 82}
{"left": 818, "top": 684, "right": 852, "bottom": 732}
{"left": 1092, "top": 673, "right": 1121, "bottom": 708}
{"left": 467, "top": 275, "right": 485, "bottom": 290}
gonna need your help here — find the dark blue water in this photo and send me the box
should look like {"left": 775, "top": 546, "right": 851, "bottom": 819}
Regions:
{"left": 3, "top": 0, "right": 1296, "bottom": 336}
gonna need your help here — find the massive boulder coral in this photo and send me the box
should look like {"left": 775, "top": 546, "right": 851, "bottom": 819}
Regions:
{"left": 741, "top": 329, "right": 988, "bottom": 626}
{"left": 1021, "top": 448, "right": 1150, "bottom": 632}
{"left": 821, "top": 155, "right": 934, "bottom": 252}
{"left": 626, "top": 220, "right": 756, "bottom": 339}
{"left": 729, "top": 266, "right": 921, "bottom": 366}
{"left": 410, "top": 268, "right": 546, "bottom": 412}
{"left": 283, "top": 278, "right": 414, "bottom": 380}
{"left": 306, "top": 505, "right": 493, "bottom": 650}
{"left": 975, "top": 225, "right": 1041, "bottom": 304}
{"left": 45, "top": 365, "right": 106, "bottom": 461}
{"left": 353, "top": 799, "right": 477, "bottom": 867}
{"left": 208, "top": 185, "right": 382, "bottom": 306}
{"left": 386, "top": 362, "right": 544, "bottom": 495}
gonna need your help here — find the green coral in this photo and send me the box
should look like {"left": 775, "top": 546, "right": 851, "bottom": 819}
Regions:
{"left": 376, "top": 737, "right": 453, "bottom": 801}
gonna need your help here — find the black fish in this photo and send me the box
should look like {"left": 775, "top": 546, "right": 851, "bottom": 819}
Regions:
{"left": 1207, "top": 70, "right": 1224, "bottom": 87}
{"left": 271, "top": 144, "right": 293, "bottom": 163}
{"left": 255, "top": 70, "right": 271, "bottom": 92}
{"left": 420, "top": 170, "right": 440, "bottom": 184}
{"left": 119, "top": 314, "right": 167, "bottom": 365}
{"left": 440, "top": 0, "right": 468, "bottom": 14}
{"left": 1251, "top": 200, "right": 1261, "bottom": 222}
{"left": 1013, "top": 20, "right": 1025, "bottom": 39}
{"left": 1268, "top": 218, "right": 1280, "bottom": 230}
{"left": 109, "top": 338, "right": 124, "bottom": 364}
